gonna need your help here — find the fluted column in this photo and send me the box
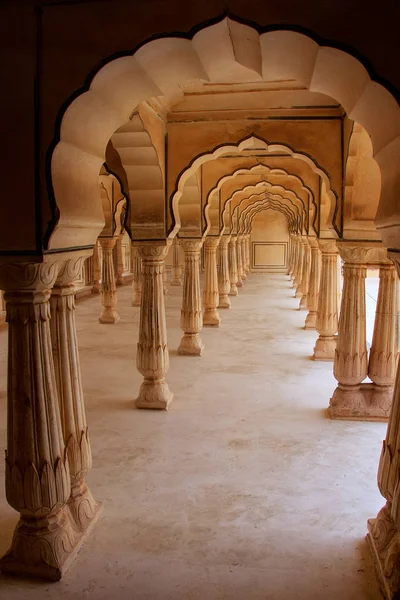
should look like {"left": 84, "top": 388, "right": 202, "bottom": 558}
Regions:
{"left": 178, "top": 239, "right": 204, "bottom": 356}
{"left": 313, "top": 239, "right": 339, "bottom": 361}
{"left": 367, "top": 253, "right": 400, "bottom": 599}
{"left": 236, "top": 235, "right": 244, "bottom": 288}
{"left": 203, "top": 237, "right": 220, "bottom": 326}
{"left": 299, "top": 237, "right": 311, "bottom": 309}
{"left": 0, "top": 260, "right": 86, "bottom": 580}
{"left": 131, "top": 244, "right": 142, "bottom": 307}
{"left": 229, "top": 236, "right": 239, "bottom": 296}
{"left": 163, "top": 264, "right": 168, "bottom": 295}
{"left": 171, "top": 237, "right": 182, "bottom": 286}
{"left": 135, "top": 242, "right": 173, "bottom": 409}
{"left": 287, "top": 235, "right": 293, "bottom": 277}
{"left": 295, "top": 238, "right": 304, "bottom": 298}
{"left": 98, "top": 237, "right": 119, "bottom": 324}
{"left": 330, "top": 243, "right": 368, "bottom": 417}
{"left": 92, "top": 240, "right": 101, "bottom": 294}
{"left": 218, "top": 236, "right": 231, "bottom": 309}
{"left": 304, "top": 238, "right": 321, "bottom": 329}
{"left": 246, "top": 235, "right": 251, "bottom": 272}
{"left": 367, "top": 260, "right": 399, "bottom": 417}
{"left": 115, "top": 234, "right": 124, "bottom": 286}
{"left": 50, "top": 256, "right": 102, "bottom": 533}
{"left": 292, "top": 236, "right": 300, "bottom": 288}
{"left": 239, "top": 236, "right": 247, "bottom": 281}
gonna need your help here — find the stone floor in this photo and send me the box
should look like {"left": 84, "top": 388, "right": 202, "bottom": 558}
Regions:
{"left": 0, "top": 273, "right": 386, "bottom": 599}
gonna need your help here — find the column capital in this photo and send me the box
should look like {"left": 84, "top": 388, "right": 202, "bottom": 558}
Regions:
{"left": 136, "top": 241, "right": 171, "bottom": 260}
{"left": 204, "top": 237, "right": 220, "bottom": 250}
{"left": 318, "top": 239, "right": 338, "bottom": 254}
{"left": 219, "top": 235, "right": 231, "bottom": 248}
{"left": 336, "top": 240, "right": 388, "bottom": 264}
{"left": 180, "top": 239, "right": 203, "bottom": 252}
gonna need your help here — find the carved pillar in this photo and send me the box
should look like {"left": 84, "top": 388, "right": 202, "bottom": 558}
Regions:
{"left": 163, "top": 264, "right": 168, "bottom": 295}
{"left": 131, "top": 244, "right": 142, "bottom": 307}
{"left": 295, "top": 238, "right": 304, "bottom": 298}
{"left": 236, "top": 235, "right": 244, "bottom": 288}
{"left": 238, "top": 236, "right": 247, "bottom": 280}
{"left": 178, "top": 239, "right": 204, "bottom": 356}
{"left": 305, "top": 238, "right": 321, "bottom": 329}
{"left": 299, "top": 237, "right": 311, "bottom": 309}
{"left": 330, "top": 243, "right": 368, "bottom": 417}
{"left": 50, "top": 256, "right": 101, "bottom": 534}
{"left": 288, "top": 235, "right": 294, "bottom": 278}
{"left": 0, "top": 260, "right": 84, "bottom": 580}
{"left": 115, "top": 234, "right": 124, "bottom": 286}
{"left": 246, "top": 235, "right": 252, "bottom": 273}
{"left": 135, "top": 243, "right": 173, "bottom": 410}
{"left": 291, "top": 236, "right": 300, "bottom": 289}
{"left": 92, "top": 240, "right": 101, "bottom": 294}
{"left": 203, "top": 237, "right": 220, "bottom": 327}
{"left": 171, "top": 237, "right": 182, "bottom": 286}
{"left": 367, "top": 253, "right": 400, "bottom": 599}
{"left": 313, "top": 239, "right": 339, "bottom": 361}
{"left": 218, "top": 236, "right": 231, "bottom": 309}
{"left": 228, "top": 236, "right": 239, "bottom": 296}
{"left": 98, "top": 238, "right": 119, "bottom": 324}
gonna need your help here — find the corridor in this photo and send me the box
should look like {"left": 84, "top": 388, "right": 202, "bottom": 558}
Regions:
{"left": 0, "top": 274, "right": 385, "bottom": 599}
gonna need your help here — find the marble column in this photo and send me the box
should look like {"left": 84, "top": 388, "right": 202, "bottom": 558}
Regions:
{"left": 228, "top": 236, "right": 239, "bottom": 296}
{"left": 330, "top": 243, "right": 368, "bottom": 418}
{"left": 115, "top": 234, "right": 124, "bottom": 286}
{"left": 131, "top": 244, "right": 142, "bottom": 307}
{"left": 0, "top": 259, "right": 85, "bottom": 580}
{"left": 304, "top": 238, "right": 321, "bottom": 329}
{"left": 92, "top": 240, "right": 102, "bottom": 294}
{"left": 295, "top": 237, "right": 304, "bottom": 298}
{"left": 50, "top": 256, "right": 102, "bottom": 534}
{"left": 163, "top": 264, "right": 168, "bottom": 295}
{"left": 287, "top": 235, "right": 294, "bottom": 278}
{"left": 236, "top": 236, "right": 244, "bottom": 288}
{"left": 239, "top": 236, "right": 247, "bottom": 280}
{"left": 299, "top": 237, "right": 311, "bottom": 309}
{"left": 292, "top": 236, "right": 300, "bottom": 289}
{"left": 171, "top": 237, "right": 182, "bottom": 286}
{"left": 367, "top": 253, "right": 400, "bottom": 599}
{"left": 218, "top": 236, "right": 231, "bottom": 309}
{"left": 178, "top": 239, "right": 204, "bottom": 356}
{"left": 367, "top": 260, "right": 399, "bottom": 418}
{"left": 313, "top": 239, "right": 339, "bottom": 361}
{"left": 98, "top": 237, "right": 119, "bottom": 324}
{"left": 203, "top": 237, "right": 220, "bottom": 326}
{"left": 246, "top": 235, "right": 251, "bottom": 273}
{"left": 135, "top": 242, "right": 173, "bottom": 409}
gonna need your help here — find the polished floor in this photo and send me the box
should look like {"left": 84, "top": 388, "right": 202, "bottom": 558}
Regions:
{"left": 0, "top": 273, "right": 386, "bottom": 599}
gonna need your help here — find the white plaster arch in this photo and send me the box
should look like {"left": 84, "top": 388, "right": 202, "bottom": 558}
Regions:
{"left": 50, "top": 17, "right": 400, "bottom": 251}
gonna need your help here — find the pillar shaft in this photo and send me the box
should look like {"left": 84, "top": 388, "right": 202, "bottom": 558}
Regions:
{"left": 92, "top": 240, "right": 101, "bottom": 294}
{"left": 295, "top": 239, "right": 304, "bottom": 297}
{"left": 218, "top": 236, "right": 231, "bottom": 308}
{"left": 135, "top": 243, "right": 173, "bottom": 409}
{"left": 203, "top": 237, "right": 220, "bottom": 326}
{"left": 228, "top": 236, "right": 239, "bottom": 296}
{"left": 50, "top": 256, "right": 101, "bottom": 532}
{"left": 171, "top": 237, "right": 182, "bottom": 286}
{"left": 178, "top": 239, "right": 204, "bottom": 356}
{"left": 236, "top": 236, "right": 244, "bottom": 288}
{"left": 98, "top": 238, "right": 119, "bottom": 324}
{"left": 131, "top": 243, "right": 142, "bottom": 307}
{"left": 0, "top": 260, "right": 84, "bottom": 580}
{"left": 299, "top": 238, "right": 311, "bottom": 309}
{"left": 304, "top": 239, "right": 321, "bottom": 329}
{"left": 115, "top": 234, "right": 124, "bottom": 286}
{"left": 239, "top": 236, "right": 247, "bottom": 280}
{"left": 313, "top": 239, "right": 339, "bottom": 361}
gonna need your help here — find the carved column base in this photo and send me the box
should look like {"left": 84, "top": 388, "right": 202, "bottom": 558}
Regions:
{"left": 299, "top": 295, "right": 308, "bottom": 310}
{"left": 135, "top": 378, "right": 173, "bottom": 410}
{"left": 116, "top": 275, "right": 123, "bottom": 286}
{"left": 313, "top": 336, "right": 336, "bottom": 361}
{"left": 0, "top": 507, "right": 85, "bottom": 581}
{"left": 218, "top": 294, "right": 231, "bottom": 309}
{"left": 203, "top": 308, "right": 220, "bottom": 327}
{"left": 99, "top": 308, "right": 120, "bottom": 324}
{"left": 91, "top": 282, "right": 101, "bottom": 295}
{"left": 237, "top": 278, "right": 243, "bottom": 288}
{"left": 304, "top": 311, "right": 317, "bottom": 329}
{"left": 178, "top": 333, "right": 204, "bottom": 356}
{"left": 68, "top": 479, "right": 103, "bottom": 533}
{"left": 229, "top": 284, "right": 238, "bottom": 296}
{"left": 131, "top": 293, "right": 141, "bottom": 307}
{"left": 294, "top": 287, "right": 302, "bottom": 298}
{"left": 329, "top": 383, "right": 392, "bottom": 421}
{"left": 241, "top": 272, "right": 247, "bottom": 280}
{"left": 367, "top": 503, "right": 400, "bottom": 600}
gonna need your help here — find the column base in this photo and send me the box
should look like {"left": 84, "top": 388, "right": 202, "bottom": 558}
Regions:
{"left": 237, "top": 279, "right": 244, "bottom": 288}
{"left": 299, "top": 294, "right": 308, "bottom": 310}
{"left": 294, "top": 288, "right": 302, "bottom": 298}
{"left": 313, "top": 335, "right": 336, "bottom": 361}
{"left": 0, "top": 504, "right": 95, "bottom": 582}
{"left": 68, "top": 480, "right": 103, "bottom": 533}
{"left": 116, "top": 277, "right": 123, "bottom": 286}
{"left": 241, "top": 272, "right": 247, "bottom": 280}
{"left": 203, "top": 309, "right": 220, "bottom": 327}
{"left": 367, "top": 503, "right": 400, "bottom": 600}
{"left": 178, "top": 333, "right": 204, "bottom": 356}
{"left": 329, "top": 383, "right": 392, "bottom": 421}
{"left": 135, "top": 379, "right": 173, "bottom": 410}
{"left": 218, "top": 295, "right": 231, "bottom": 309}
{"left": 304, "top": 311, "right": 317, "bottom": 329}
{"left": 229, "top": 285, "right": 238, "bottom": 296}
{"left": 99, "top": 309, "right": 120, "bottom": 324}
{"left": 91, "top": 283, "right": 101, "bottom": 295}
{"left": 131, "top": 295, "right": 141, "bottom": 307}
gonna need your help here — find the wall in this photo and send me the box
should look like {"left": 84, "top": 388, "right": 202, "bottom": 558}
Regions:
{"left": 250, "top": 210, "right": 289, "bottom": 272}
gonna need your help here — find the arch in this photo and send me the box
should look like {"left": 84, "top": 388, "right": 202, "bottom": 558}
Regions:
{"left": 50, "top": 17, "right": 400, "bottom": 252}
{"left": 239, "top": 196, "right": 297, "bottom": 234}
